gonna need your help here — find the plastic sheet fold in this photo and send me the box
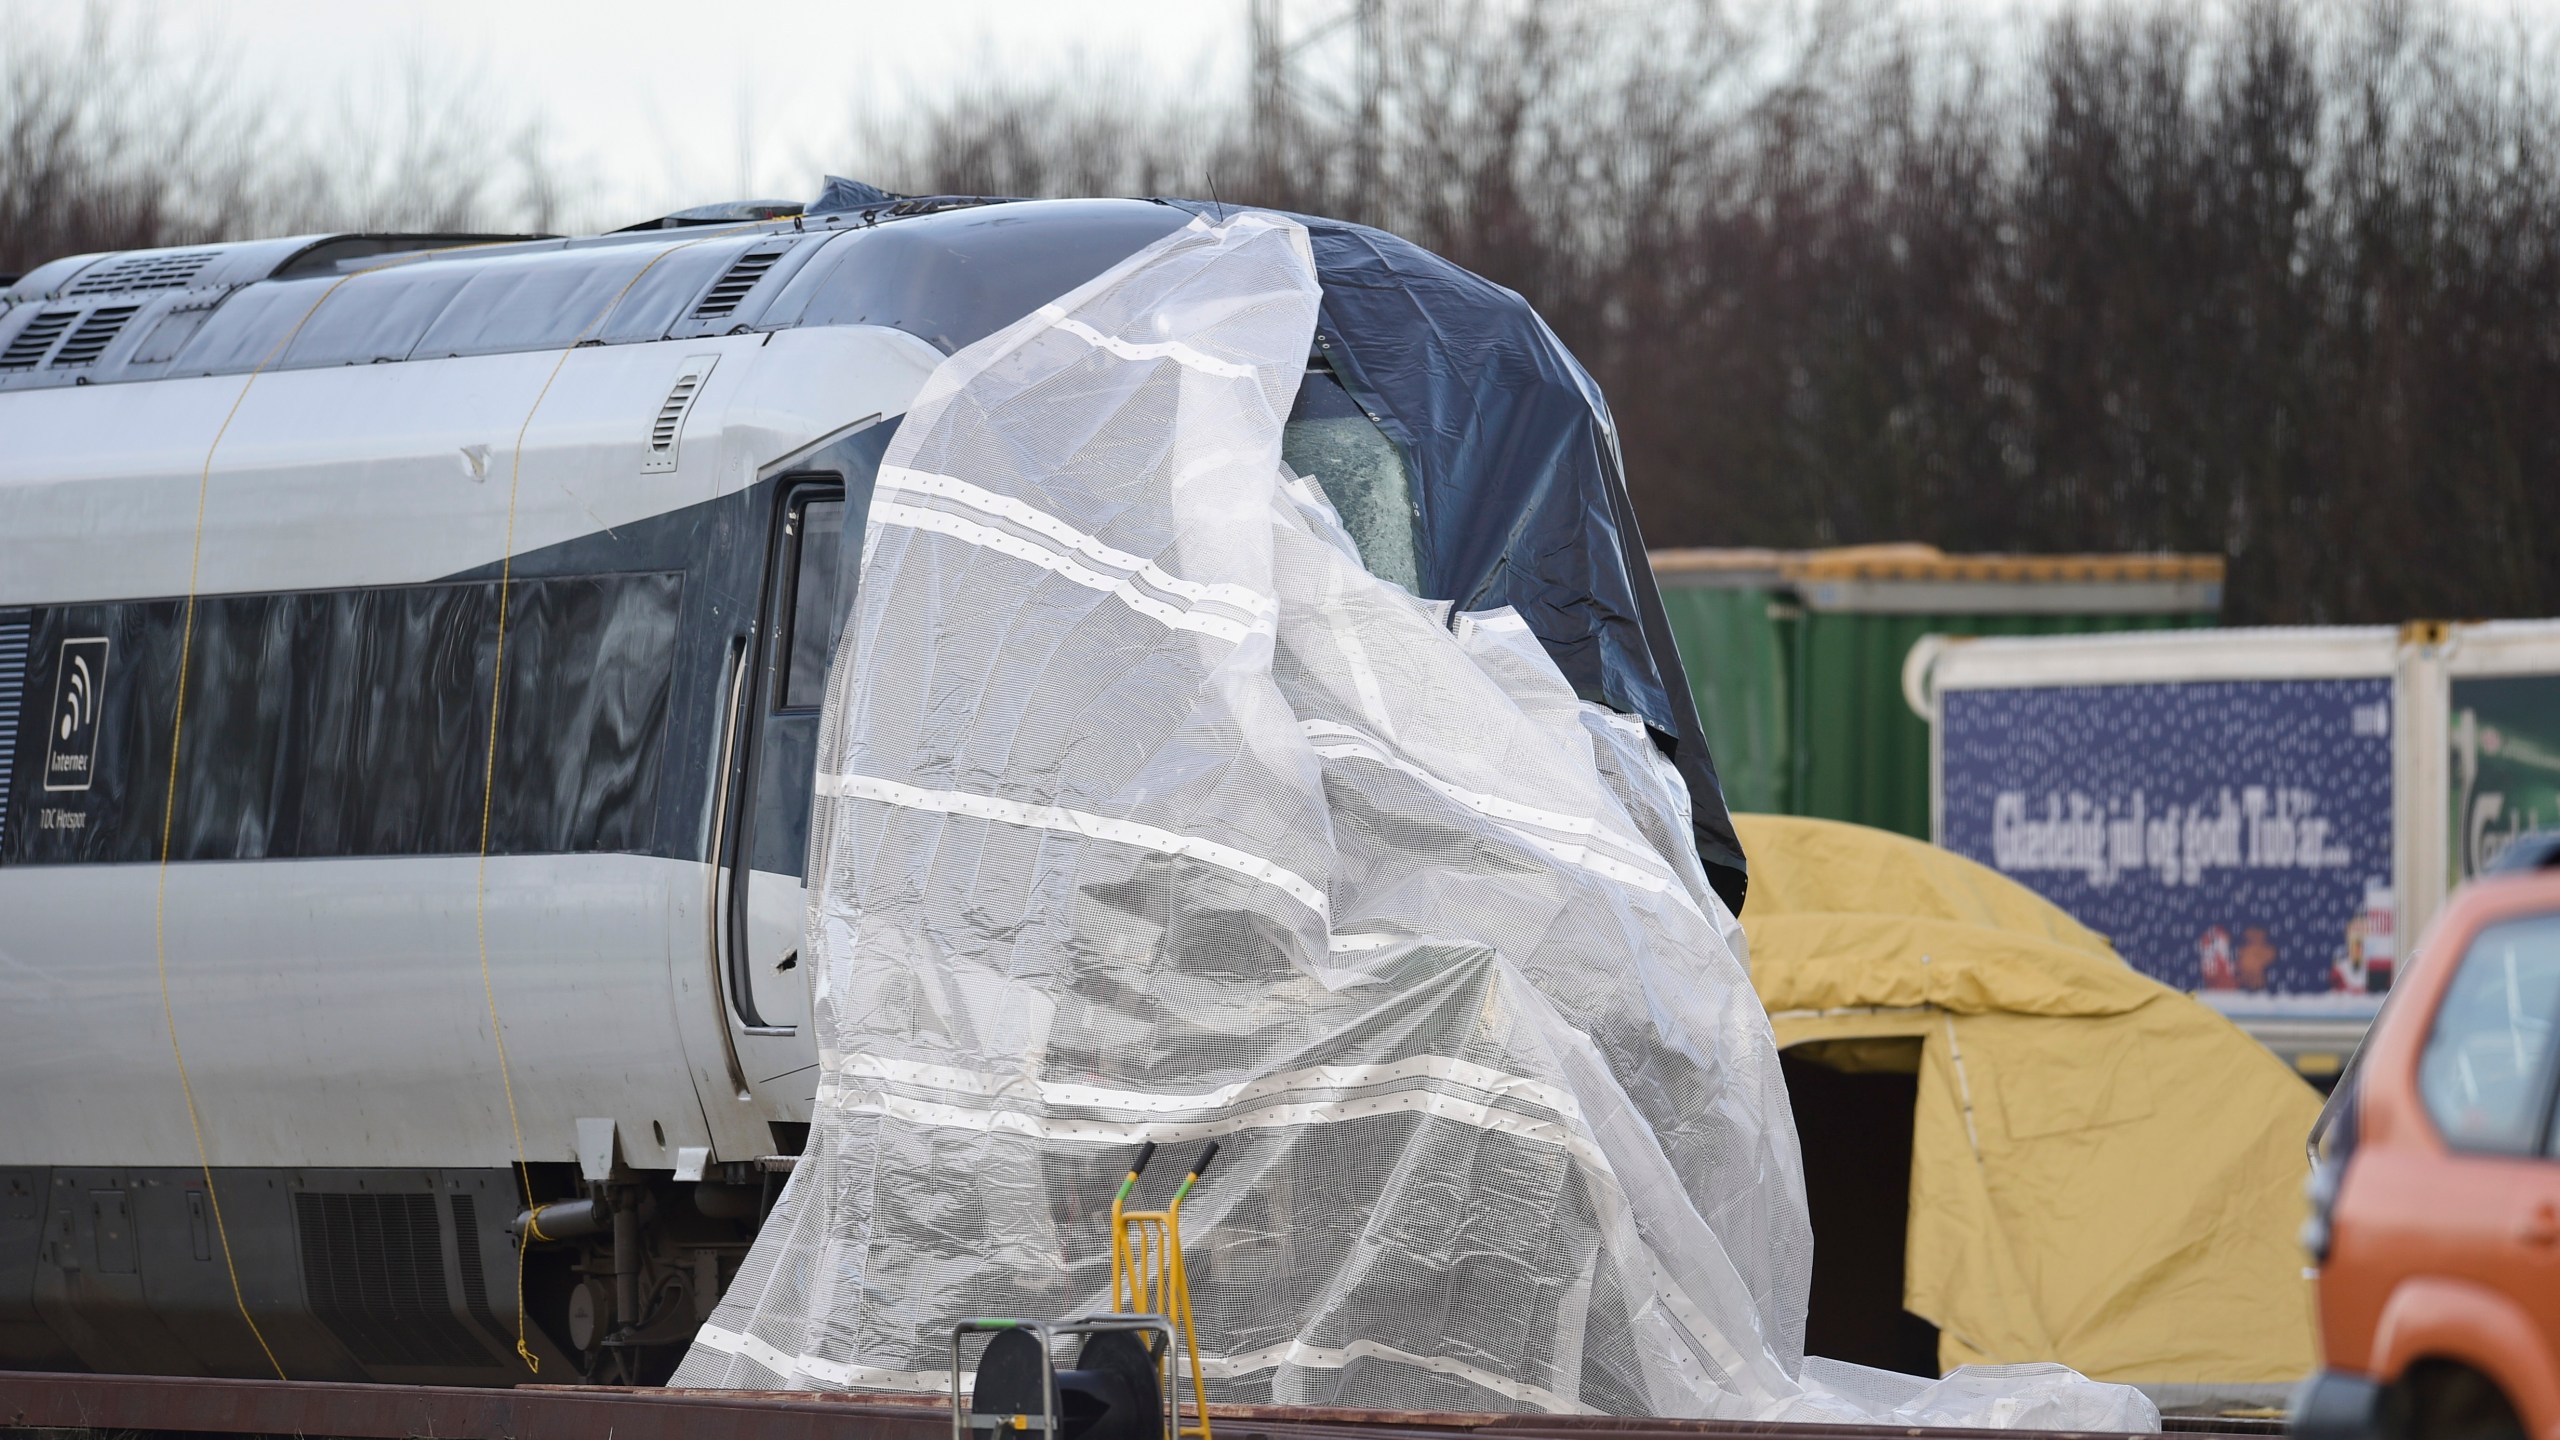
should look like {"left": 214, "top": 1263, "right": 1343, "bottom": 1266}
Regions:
{"left": 672, "top": 212, "right": 2153, "bottom": 1432}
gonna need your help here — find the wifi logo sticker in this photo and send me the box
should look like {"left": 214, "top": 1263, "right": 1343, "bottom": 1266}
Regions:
{"left": 43, "top": 636, "right": 109, "bottom": 794}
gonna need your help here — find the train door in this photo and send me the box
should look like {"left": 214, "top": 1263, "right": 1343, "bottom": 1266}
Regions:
{"left": 702, "top": 479, "right": 831, "bottom": 1117}
{"left": 686, "top": 413, "right": 892, "bottom": 1138}
{"left": 703, "top": 418, "right": 891, "bottom": 1125}
{"left": 743, "top": 476, "right": 842, "bottom": 1021}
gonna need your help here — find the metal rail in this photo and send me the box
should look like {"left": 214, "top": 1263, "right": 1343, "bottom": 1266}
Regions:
{"left": 0, "top": 1372, "right": 2280, "bottom": 1440}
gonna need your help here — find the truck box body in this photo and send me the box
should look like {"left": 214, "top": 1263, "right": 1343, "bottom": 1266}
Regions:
{"left": 1651, "top": 545, "right": 2221, "bottom": 835}
{"left": 1914, "top": 620, "right": 2560, "bottom": 1079}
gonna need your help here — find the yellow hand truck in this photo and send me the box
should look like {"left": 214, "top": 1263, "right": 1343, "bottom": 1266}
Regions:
{"left": 950, "top": 1140, "right": 1220, "bottom": 1440}
{"left": 1111, "top": 1141, "right": 1217, "bottom": 1440}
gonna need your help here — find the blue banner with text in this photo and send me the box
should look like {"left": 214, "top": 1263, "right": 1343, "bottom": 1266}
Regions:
{"left": 1941, "top": 678, "right": 2395, "bottom": 996}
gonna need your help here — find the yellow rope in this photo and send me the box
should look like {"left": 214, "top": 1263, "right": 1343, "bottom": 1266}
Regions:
{"left": 475, "top": 225, "right": 758, "bottom": 1372}
{"left": 150, "top": 223, "right": 752, "bottom": 1377}
{"left": 155, "top": 242, "right": 508, "bottom": 1379}
{"left": 157, "top": 385, "right": 288, "bottom": 1379}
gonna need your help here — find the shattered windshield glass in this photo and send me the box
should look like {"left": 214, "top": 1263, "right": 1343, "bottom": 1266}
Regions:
{"left": 1283, "top": 365, "right": 1423, "bottom": 594}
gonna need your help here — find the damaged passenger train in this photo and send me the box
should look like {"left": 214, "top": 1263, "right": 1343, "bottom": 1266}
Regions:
{"left": 0, "top": 191, "right": 1744, "bottom": 1384}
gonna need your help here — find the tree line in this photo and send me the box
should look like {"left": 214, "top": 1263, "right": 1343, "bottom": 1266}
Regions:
{"left": 1, "top": 10, "right": 565, "bottom": 285}
{"left": 10, "top": 2, "right": 2557, "bottom": 624}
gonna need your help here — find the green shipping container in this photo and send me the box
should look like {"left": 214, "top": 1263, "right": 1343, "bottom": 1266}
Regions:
{"left": 1654, "top": 545, "right": 2223, "bottom": 838}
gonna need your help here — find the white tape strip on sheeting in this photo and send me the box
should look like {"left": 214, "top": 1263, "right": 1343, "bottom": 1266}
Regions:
{"left": 815, "top": 771, "right": 1328, "bottom": 917}
{"left": 870, "top": 499, "right": 1262, "bottom": 645}
{"left": 1201, "top": 1339, "right": 1591, "bottom": 1414}
{"left": 1626, "top": 1248, "right": 1773, "bottom": 1399}
{"left": 1325, "top": 931, "right": 1400, "bottom": 953}
{"left": 693, "top": 1324, "right": 1587, "bottom": 1413}
{"left": 1481, "top": 820, "right": 1691, "bottom": 909}
{"left": 1592, "top": 708, "right": 1651, "bottom": 739}
{"left": 877, "top": 466, "right": 1276, "bottom": 620}
{"left": 1459, "top": 609, "right": 1533, "bottom": 635}
{"left": 688, "top": 1323, "right": 798, "bottom": 1383}
{"left": 1033, "top": 304, "right": 1257, "bottom": 379}
{"left": 826, "top": 1081, "right": 1605, "bottom": 1175}
{"left": 837, "top": 1049, "right": 1580, "bottom": 1120}
{"left": 1303, "top": 718, "right": 1599, "bottom": 834}
{"left": 1313, "top": 572, "right": 1400, "bottom": 741}
{"left": 690, "top": 1325, "right": 959, "bottom": 1392}
{"left": 1297, "top": 718, "right": 1693, "bottom": 909}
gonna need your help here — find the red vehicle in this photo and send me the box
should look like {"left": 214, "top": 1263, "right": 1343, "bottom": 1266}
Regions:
{"left": 2296, "top": 834, "right": 2560, "bottom": 1440}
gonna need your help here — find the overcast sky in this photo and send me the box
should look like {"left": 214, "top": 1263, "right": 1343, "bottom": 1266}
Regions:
{"left": 14, "top": 0, "right": 2554, "bottom": 230}
{"left": 9, "top": 0, "right": 1247, "bottom": 226}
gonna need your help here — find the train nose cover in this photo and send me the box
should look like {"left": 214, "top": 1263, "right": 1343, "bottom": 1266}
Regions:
{"left": 670, "top": 213, "right": 2153, "bottom": 1432}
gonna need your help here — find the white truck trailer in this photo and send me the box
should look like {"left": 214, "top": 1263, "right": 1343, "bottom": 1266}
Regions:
{"left": 1907, "top": 620, "right": 2560, "bottom": 1081}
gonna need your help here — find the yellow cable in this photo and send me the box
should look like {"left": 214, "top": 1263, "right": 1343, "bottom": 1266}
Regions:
{"left": 148, "top": 224, "right": 752, "bottom": 1378}
{"left": 475, "top": 224, "right": 760, "bottom": 1373}
{"left": 154, "top": 240, "right": 520, "bottom": 1379}
{"left": 157, "top": 386, "right": 289, "bottom": 1379}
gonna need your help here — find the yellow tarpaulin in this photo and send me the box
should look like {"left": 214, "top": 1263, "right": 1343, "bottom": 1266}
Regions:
{"left": 1737, "top": 814, "right": 2321, "bottom": 1384}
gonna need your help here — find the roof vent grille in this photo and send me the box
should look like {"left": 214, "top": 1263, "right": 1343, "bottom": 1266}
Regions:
{"left": 650, "top": 376, "right": 701, "bottom": 448}
{"left": 692, "top": 249, "right": 783, "bottom": 320}
{"left": 65, "top": 250, "right": 216, "bottom": 296}
{"left": 0, "top": 310, "right": 76, "bottom": 370}
{"left": 51, "top": 305, "right": 140, "bottom": 367}
{"left": 642, "top": 356, "right": 718, "bottom": 474}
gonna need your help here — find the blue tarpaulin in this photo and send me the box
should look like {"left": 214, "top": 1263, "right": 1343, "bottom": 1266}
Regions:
{"left": 805, "top": 182, "right": 1747, "bottom": 906}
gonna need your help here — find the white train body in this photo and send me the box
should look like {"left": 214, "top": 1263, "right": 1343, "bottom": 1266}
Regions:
{"left": 0, "top": 198, "right": 1731, "bottom": 1387}
{"left": 0, "top": 203, "right": 1195, "bottom": 1381}
{"left": 3, "top": 326, "right": 934, "bottom": 1170}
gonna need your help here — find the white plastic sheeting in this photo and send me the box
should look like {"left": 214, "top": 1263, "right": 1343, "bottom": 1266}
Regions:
{"left": 671, "top": 213, "right": 2154, "bottom": 1432}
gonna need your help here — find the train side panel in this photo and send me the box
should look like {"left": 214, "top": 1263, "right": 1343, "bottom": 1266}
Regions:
{"left": 0, "top": 325, "right": 938, "bottom": 1379}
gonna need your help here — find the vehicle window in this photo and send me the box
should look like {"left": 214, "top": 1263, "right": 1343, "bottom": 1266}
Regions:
{"left": 2420, "top": 912, "right": 2560, "bottom": 1154}
{"left": 779, "top": 494, "right": 843, "bottom": 711}
{"left": 1283, "top": 366, "right": 1423, "bottom": 595}
{"left": 5, "top": 575, "right": 680, "bottom": 865}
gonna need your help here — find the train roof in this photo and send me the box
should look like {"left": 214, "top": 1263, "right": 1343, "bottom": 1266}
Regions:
{"left": 0, "top": 185, "right": 1752, "bottom": 905}
{"left": 0, "top": 197, "right": 1194, "bottom": 393}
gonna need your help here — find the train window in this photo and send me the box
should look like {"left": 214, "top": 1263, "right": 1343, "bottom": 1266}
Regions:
{"left": 2420, "top": 912, "right": 2560, "bottom": 1154}
{"left": 1283, "top": 365, "right": 1423, "bottom": 594}
{"left": 2, "top": 574, "right": 681, "bottom": 865}
{"left": 777, "top": 492, "right": 844, "bottom": 712}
